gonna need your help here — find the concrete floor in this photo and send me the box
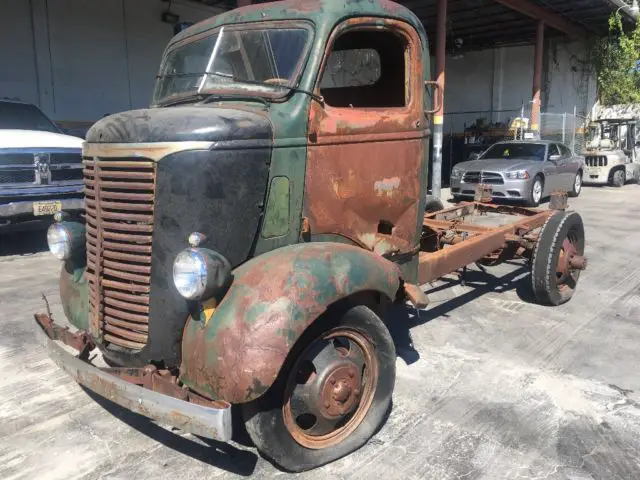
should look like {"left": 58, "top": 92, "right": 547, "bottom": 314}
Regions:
{"left": 1, "top": 185, "right": 640, "bottom": 479}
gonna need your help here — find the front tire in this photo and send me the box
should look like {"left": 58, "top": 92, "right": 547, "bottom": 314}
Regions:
{"left": 611, "top": 169, "right": 625, "bottom": 188}
{"left": 568, "top": 171, "right": 582, "bottom": 197}
{"left": 242, "top": 304, "right": 396, "bottom": 472}
{"left": 526, "top": 176, "right": 544, "bottom": 207}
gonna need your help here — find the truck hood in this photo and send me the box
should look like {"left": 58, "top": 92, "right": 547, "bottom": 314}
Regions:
{"left": 86, "top": 105, "right": 272, "bottom": 145}
{"left": 456, "top": 158, "right": 540, "bottom": 172}
{"left": 0, "top": 129, "right": 83, "bottom": 149}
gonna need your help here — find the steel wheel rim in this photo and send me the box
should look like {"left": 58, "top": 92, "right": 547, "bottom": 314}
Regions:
{"left": 282, "top": 328, "right": 379, "bottom": 449}
{"left": 555, "top": 230, "right": 580, "bottom": 291}
{"left": 533, "top": 181, "right": 542, "bottom": 203}
{"left": 574, "top": 173, "right": 581, "bottom": 192}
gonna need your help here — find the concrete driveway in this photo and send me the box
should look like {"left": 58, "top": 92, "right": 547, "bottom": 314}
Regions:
{"left": 1, "top": 184, "right": 640, "bottom": 479}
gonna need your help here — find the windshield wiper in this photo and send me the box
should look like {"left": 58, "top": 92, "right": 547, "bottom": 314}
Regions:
{"left": 200, "top": 94, "right": 271, "bottom": 107}
{"left": 156, "top": 71, "right": 324, "bottom": 106}
{"left": 158, "top": 92, "right": 270, "bottom": 108}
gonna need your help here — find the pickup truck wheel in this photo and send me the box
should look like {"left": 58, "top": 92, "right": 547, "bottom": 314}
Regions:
{"left": 531, "top": 211, "right": 585, "bottom": 306}
{"left": 242, "top": 304, "right": 395, "bottom": 472}
{"left": 568, "top": 171, "right": 582, "bottom": 197}
{"left": 525, "top": 176, "right": 544, "bottom": 207}
{"left": 611, "top": 169, "right": 625, "bottom": 188}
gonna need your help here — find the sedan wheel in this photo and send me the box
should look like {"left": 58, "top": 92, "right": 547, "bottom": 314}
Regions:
{"left": 569, "top": 171, "right": 582, "bottom": 197}
{"left": 526, "top": 177, "right": 544, "bottom": 207}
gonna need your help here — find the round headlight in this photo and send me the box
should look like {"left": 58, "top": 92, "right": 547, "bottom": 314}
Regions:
{"left": 173, "top": 249, "right": 208, "bottom": 300}
{"left": 47, "top": 223, "right": 71, "bottom": 260}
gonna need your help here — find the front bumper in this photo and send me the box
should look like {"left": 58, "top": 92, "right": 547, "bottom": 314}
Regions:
{"left": 582, "top": 166, "right": 609, "bottom": 185}
{"left": 450, "top": 177, "right": 532, "bottom": 200}
{"left": 34, "top": 313, "right": 232, "bottom": 441}
{"left": 0, "top": 196, "right": 83, "bottom": 218}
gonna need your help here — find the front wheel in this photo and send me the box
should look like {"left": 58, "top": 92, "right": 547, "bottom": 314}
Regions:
{"left": 526, "top": 176, "right": 544, "bottom": 207}
{"left": 242, "top": 304, "right": 396, "bottom": 472}
{"left": 611, "top": 169, "right": 625, "bottom": 188}
{"left": 568, "top": 171, "right": 582, "bottom": 197}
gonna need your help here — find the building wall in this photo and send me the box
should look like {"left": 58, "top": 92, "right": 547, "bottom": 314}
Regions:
{"left": 441, "top": 39, "right": 596, "bottom": 135}
{"left": 0, "top": 1, "right": 598, "bottom": 132}
{"left": 0, "top": 0, "right": 221, "bottom": 123}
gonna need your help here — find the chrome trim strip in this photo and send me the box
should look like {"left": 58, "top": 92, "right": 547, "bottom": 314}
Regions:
{"left": 83, "top": 142, "right": 214, "bottom": 162}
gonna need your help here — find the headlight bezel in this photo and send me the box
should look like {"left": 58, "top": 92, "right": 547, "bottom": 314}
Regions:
{"left": 46, "top": 221, "right": 86, "bottom": 261}
{"left": 172, "top": 245, "right": 232, "bottom": 302}
{"left": 451, "top": 167, "right": 463, "bottom": 177}
{"left": 505, "top": 170, "right": 530, "bottom": 180}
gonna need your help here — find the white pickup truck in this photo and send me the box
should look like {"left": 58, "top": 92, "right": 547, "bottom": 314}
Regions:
{"left": 0, "top": 100, "right": 84, "bottom": 228}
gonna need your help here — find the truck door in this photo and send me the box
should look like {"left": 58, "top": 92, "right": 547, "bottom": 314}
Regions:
{"left": 305, "top": 18, "right": 426, "bottom": 256}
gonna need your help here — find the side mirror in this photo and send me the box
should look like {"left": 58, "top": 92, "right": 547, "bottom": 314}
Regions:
{"left": 548, "top": 154, "right": 561, "bottom": 162}
{"left": 469, "top": 152, "right": 481, "bottom": 161}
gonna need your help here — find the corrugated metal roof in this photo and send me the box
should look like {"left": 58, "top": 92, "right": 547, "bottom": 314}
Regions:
{"left": 192, "top": 0, "right": 633, "bottom": 51}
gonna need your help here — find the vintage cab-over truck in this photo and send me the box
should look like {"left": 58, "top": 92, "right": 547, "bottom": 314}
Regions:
{"left": 35, "top": 0, "right": 587, "bottom": 472}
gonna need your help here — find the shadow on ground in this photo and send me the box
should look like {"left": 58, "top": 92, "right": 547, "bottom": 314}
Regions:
{"left": 84, "top": 389, "right": 259, "bottom": 476}
{"left": 387, "top": 262, "right": 534, "bottom": 366}
{"left": 0, "top": 224, "right": 50, "bottom": 257}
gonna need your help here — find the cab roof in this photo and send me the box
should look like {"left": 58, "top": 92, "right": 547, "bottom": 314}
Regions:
{"left": 172, "top": 0, "right": 425, "bottom": 45}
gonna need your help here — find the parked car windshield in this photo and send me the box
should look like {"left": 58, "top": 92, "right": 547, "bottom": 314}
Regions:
{"left": 0, "top": 102, "right": 60, "bottom": 133}
{"left": 481, "top": 143, "right": 546, "bottom": 161}
{"left": 153, "top": 25, "right": 310, "bottom": 105}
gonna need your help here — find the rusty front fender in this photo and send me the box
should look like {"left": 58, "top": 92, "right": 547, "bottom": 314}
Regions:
{"left": 179, "top": 242, "right": 401, "bottom": 404}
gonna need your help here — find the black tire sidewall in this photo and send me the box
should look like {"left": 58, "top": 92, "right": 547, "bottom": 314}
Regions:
{"left": 612, "top": 169, "right": 625, "bottom": 187}
{"left": 531, "top": 211, "right": 585, "bottom": 306}
{"left": 425, "top": 195, "right": 445, "bottom": 213}
{"left": 242, "top": 304, "right": 396, "bottom": 472}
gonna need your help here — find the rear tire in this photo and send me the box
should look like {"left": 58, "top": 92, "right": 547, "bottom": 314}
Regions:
{"left": 531, "top": 211, "right": 585, "bottom": 306}
{"left": 525, "top": 176, "right": 544, "bottom": 207}
{"left": 242, "top": 304, "right": 396, "bottom": 472}
{"left": 568, "top": 171, "right": 582, "bottom": 197}
{"left": 611, "top": 169, "right": 625, "bottom": 188}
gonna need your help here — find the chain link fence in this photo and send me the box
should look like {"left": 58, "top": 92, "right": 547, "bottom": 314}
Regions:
{"left": 540, "top": 111, "right": 588, "bottom": 154}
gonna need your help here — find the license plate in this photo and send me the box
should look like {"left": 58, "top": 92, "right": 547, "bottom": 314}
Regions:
{"left": 33, "top": 200, "right": 62, "bottom": 216}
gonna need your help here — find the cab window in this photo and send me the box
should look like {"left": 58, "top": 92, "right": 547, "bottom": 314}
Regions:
{"left": 319, "top": 29, "right": 407, "bottom": 108}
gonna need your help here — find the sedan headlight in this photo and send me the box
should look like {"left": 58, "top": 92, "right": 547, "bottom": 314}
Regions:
{"left": 505, "top": 170, "right": 530, "bottom": 180}
{"left": 451, "top": 167, "right": 463, "bottom": 177}
{"left": 47, "top": 221, "right": 85, "bottom": 260}
{"left": 172, "top": 234, "right": 232, "bottom": 301}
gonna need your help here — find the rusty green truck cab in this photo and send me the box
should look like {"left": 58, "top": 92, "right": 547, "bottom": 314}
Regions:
{"left": 36, "top": 0, "right": 432, "bottom": 471}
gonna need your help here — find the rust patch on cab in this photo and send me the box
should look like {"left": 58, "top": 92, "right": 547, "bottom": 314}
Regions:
{"left": 305, "top": 17, "right": 427, "bottom": 256}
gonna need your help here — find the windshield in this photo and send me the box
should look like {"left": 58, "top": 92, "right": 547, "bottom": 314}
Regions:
{"left": 0, "top": 102, "right": 59, "bottom": 133}
{"left": 153, "top": 25, "right": 310, "bottom": 105}
{"left": 481, "top": 143, "right": 546, "bottom": 161}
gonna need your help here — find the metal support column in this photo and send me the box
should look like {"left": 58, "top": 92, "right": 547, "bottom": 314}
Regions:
{"left": 431, "top": 0, "right": 447, "bottom": 199}
{"left": 531, "top": 19, "right": 544, "bottom": 137}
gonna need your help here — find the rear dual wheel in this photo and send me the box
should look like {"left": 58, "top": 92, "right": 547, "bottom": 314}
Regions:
{"left": 243, "top": 304, "right": 395, "bottom": 472}
{"left": 531, "top": 211, "right": 586, "bottom": 306}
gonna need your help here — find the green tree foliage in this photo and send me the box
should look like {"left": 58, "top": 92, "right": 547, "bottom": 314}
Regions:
{"left": 592, "top": 13, "right": 640, "bottom": 105}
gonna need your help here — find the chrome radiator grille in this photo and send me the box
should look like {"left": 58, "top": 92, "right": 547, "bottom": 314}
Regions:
{"left": 83, "top": 156, "right": 156, "bottom": 350}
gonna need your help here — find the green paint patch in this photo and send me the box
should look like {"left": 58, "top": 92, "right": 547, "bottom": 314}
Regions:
{"left": 262, "top": 176, "right": 290, "bottom": 238}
